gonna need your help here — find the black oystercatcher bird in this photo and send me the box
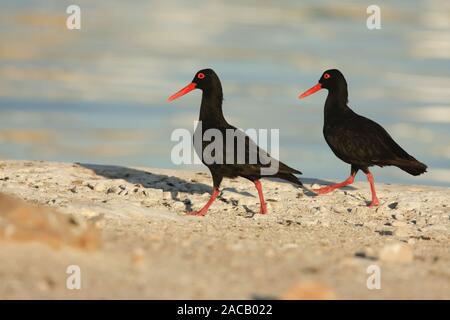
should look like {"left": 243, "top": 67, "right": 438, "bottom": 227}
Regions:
{"left": 298, "top": 69, "right": 427, "bottom": 207}
{"left": 168, "top": 68, "right": 302, "bottom": 216}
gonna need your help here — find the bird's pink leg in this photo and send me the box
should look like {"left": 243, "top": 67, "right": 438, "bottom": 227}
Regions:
{"left": 187, "top": 188, "right": 220, "bottom": 216}
{"left": 365, "top": 171, "right": 380, "bottom": 207}
{"left": 254, "top": 180, "right": 267, "bottom": 214}
{"left": 314, "top": 174, "right": 355, "bottom": 195}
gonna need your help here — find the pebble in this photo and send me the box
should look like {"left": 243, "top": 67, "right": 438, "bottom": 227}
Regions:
{"left": 302, "top": 219, "right": 319, "bottom": 227}
{"left": 171, "top": 202, "right": 186, "bottom": 211}
{"left": 106, "top": 186, "right": 118, "bottom": 194}
{"left": 333, "top": 206, "right": 347, "bottom": 214}
{"left": 354, "top": 247, "right": 376, "bottom": 260}
{"left": 69, "top": 186, "right": 77, "bottom": 193}
{"left": 388, "top": 202, "right": 399, "bottom": 210}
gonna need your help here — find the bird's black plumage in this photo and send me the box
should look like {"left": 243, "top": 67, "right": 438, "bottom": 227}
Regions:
{"left": 195, "top": 70, "right": 301, "bottom": 184}
{"left": 320, "top": 69, "right": 427, "bottom": 175}
{"left": 169, "top": 68, "right": 302, "bottom": 215}
{"left": 299, "top": 69, "right": 427, "bottom": 206}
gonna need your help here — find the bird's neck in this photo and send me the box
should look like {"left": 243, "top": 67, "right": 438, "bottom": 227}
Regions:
{"left": 199, "top": 87, "right": 227, "bottom": 127}
{"left": 324, "top": 86, "right": 350, "bottom": 120}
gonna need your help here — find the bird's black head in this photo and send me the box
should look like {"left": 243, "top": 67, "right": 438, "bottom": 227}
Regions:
{"left": 299, "top": 69, "right": 348, "bottom": 99}
{"left": 318, "top": 69, "right": 347, "bottom": 90}
{"left": 168, "top": 68, "right": 222, "bottom": 102}
{"left": 192, "top": 68, "right": 221, "bottom": 90}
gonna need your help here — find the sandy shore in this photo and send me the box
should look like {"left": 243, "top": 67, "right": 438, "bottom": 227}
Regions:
{"left": 0, "top": 160, "right": 449, "bottom": 299}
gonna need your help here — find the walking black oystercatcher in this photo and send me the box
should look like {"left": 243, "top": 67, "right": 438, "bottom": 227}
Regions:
{"left": 298, "top": 69, "right": 427, "bottom": 207}
{"left": 168, "top": 68, "right": 302, "bottom": 216}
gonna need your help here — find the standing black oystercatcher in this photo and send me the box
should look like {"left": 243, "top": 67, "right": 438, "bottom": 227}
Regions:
{"left": 298, "top": 69, "right": 427, "bottom": 207}
{"left": 168, "top": 68, "right": 302, "bottom": 216}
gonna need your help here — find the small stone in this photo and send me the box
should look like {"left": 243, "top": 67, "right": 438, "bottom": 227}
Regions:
{"left": 106, "top": 186, "right": 118, "bottom": 194}
{"left": 302, "top": 219, "right": 319, "bottom": 227}
{"left": 379, "top": 242, "right": 413, "bottom": 263}
{"left": 363, "top": 247, "right": 377, "bottom": 258}
{"left": 388, "top": 202, "right": 399, "bottom": 209}
{"left": 69, "top": 186, "right": 77, "bottom": 193}
{"left": 333, "top": 206, "right": 347, "bottom": 214}
{"left": 172, "top": 202, "right": 186, "bottom": 211}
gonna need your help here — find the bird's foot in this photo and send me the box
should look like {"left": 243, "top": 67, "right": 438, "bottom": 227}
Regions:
{"left": 186, "top": 210, "right": 207, "bottom": 217}
{"left": 313, "top": 186, "right": 335, "bottom": 195}
{"left": 368, "top": 199, "right": 380, "bottom": 207}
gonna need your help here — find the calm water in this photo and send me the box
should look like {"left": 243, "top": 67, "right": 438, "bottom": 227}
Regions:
{"left": 0, "top": 0, "right": 449, "bottom": 186}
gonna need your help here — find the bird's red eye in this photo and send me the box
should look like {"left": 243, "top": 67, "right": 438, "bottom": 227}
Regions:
{"left": 324, "top": 73, "right": 331, "bottom": 79}
{"left": 197, "top": 73, "right": 205, "bottom": 79}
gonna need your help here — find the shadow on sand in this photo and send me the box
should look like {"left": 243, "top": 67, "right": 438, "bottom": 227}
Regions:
{"left": 79, "top": 163, "right": 255, "bottom": 211}
{"left": 78, "top": 163, "right": 356, "bottom": 211}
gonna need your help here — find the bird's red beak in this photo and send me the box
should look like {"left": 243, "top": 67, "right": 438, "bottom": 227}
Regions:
{"left": 298, "top": 83, "right": 322, "bottom": 99}
{"left": 167, "top": 83, "right": 197, "bottom": 102}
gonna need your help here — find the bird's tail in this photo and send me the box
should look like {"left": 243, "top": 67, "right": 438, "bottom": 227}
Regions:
{"left": 276, "top": 172, "right": 303, "bottom": 186}
{"left": 390, "top": 158, "right": 428, "bottom": 176}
